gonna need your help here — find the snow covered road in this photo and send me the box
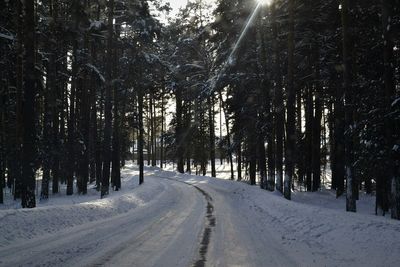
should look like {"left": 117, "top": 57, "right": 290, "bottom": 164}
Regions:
{"left": 0, "top": 176, "right": 205, "bottom": 266}
{"left": 1, "top": 166, "right": 400, "bottom": 266}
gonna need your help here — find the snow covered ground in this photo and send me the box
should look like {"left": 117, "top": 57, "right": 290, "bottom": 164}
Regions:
{"left": 1, "top": 163, "right": 399, "bottom": 266}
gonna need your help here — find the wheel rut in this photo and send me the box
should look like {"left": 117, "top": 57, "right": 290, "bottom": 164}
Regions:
{"left": 154, "top": 175, "right": 216, "bottom": 267}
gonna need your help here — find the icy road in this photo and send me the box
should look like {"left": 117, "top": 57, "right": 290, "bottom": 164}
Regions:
{"left": 1, "top": 166, "right": 400, "bottom": 267}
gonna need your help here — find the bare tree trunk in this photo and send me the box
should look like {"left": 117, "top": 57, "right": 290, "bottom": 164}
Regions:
{"left": 272, "top": 2, "right": 284, "bottom": 193}
{"left": 51, "top": 0, "right": 60, "bottom": 194}
{"left": 237, "top": 141, "right": 242, "bottom": 181}
{"left": 13, "top": 0, "right": 24, "bottom": 200}
{"left": 341, "top": 0, "right": 356, "bottom": 212}
{"left": 160, "top": 91, "right": 165, "bottom": 169}
{"left": 208, "top": 96, "right": 216, "bottom": 177}
{"left": 101, "top": 0, "right": 115, "bottom": 198}
{"left": 59, "top": 55, "right": 68, "bottom": 187}
{"left": 305, "top": 85, "right": 313, "bottom": 192}
{"left": 381, "top": 0, "right": 400, "bottom": 219}
{"left": 78, "top": 28, "right": 90, "bottom": 195}
{"left": 41, "top": 56, "right": 51, "bottom": 199}
{"left": 219, "top": 92, "right": 234, "bottom": 180}
{"left": 284, "top": 0, "right": 295, "bottom": 200}
{"left": 67, "top": 40, "right": 76, "bottom": 196}
{"left": 176, "top": 87, "right": 184, "bottom": 173}
{"left": 88, "top": 38, "right": 98, "bottom": 185}
{"left": 0, "top": 98, "right": 4, "bottom": 203}
{"left": 312, "top": 47, "right": 322, "bottom": 192}
{"left": 138, "top": 89, "right": 144, "bottom": 185}
{"left": 296, "top": 86, "right": 304, "bottom": 188}
{"left": 111, "top": 86, "right": 121, "bottom": 191}
{"left": 257, "top": 123, "right": 267, "bottom": 189}
{"left": 151, "top": 94, "right": 156, "bottom": 167}
{"left": 21, "top": 0, "right": 37, "bottom": 208}
{"left": 334, "top": 83, "right": 345, "bottom": 197}
{"left": 185, "top": 102, "right": 192, "bottom": 174}
{"left": 147, "top": 96, "right": 151, "bottom": 166}
{"left": 219, "top": 96, "right": 223, "bottom": 165}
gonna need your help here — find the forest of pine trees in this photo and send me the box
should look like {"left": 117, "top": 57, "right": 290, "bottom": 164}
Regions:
{"left": 0, "top": 0, "right": 399, "bottom": 219}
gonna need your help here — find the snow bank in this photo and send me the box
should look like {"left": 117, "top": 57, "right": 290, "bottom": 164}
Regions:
{"left": 0, "top": 164, "right": 164, "bottom": 247}
{"left": 154, "top": 168, "right": 400, "bottom": 267}
{"left": 1, "top": 164, "right": 399, "bottom": 266}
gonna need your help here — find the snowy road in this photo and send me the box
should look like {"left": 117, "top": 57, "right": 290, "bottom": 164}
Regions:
{"left": 1, "top": 166, "right": 400, "bottom": 266}
{"left": 0, "top": 176, "right": 205, "bottom": 267}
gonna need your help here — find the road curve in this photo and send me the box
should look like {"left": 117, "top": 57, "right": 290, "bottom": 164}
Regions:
{"left": 0, "top": 170, "right": 301, "bottom": 267}
{"left": 0, "top": 177, "right": 206, "bottom": 267}
{"left": 152, "top": 172, "right": 298, "bottom": 267}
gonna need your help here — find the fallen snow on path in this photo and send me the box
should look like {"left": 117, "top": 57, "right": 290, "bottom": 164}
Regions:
{"left": 1, "top": 164, "right": 400, "bottom": 267}
{"left": 0, "top": 165, "right": 153, "bottom": 247}
{"left": 156, "top": 169, "right": 400, "bottom": 267}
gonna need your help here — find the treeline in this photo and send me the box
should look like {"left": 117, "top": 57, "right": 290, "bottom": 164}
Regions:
{"left": 218, "top": 0, "right": 399, "bottom": 217}
{"left": 165, "top": 0, "right": 400, "bottom": 219}
{"left": 1, "top": 0, "right": 399, "bottom": 220}
{"left": 0, "top": 0, "right": 171, "bottom": 207}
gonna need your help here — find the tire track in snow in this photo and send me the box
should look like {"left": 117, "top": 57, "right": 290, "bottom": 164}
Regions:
{"left": 191, "top": 184, "right": 215, "bottom": 267}
{"left": 153, "top": 175, "right": 216, "bottom": 267}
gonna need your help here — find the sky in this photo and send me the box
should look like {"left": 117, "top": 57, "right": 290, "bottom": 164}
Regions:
{"left": 153, "top": 0, "right": 215, "bottom": 23}
{"left": 169, "top": 0, "right": 189, "bottom": 11}
{"left": 166, "top": 0, "right": 215, "bottom": 17}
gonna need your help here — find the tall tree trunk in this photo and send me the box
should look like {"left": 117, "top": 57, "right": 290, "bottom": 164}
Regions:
{"left": 219, "top": 96, "right": 223, "bottom": 165}
{"left": 0, "top": 160, "right": 3, "bottom": 204}
{"left": 120, "top": 88, "right": 129, "bottom": 168}
{"left": 79, "top": 28, "right": 91, "bottom": 195}
{"left": 51, "top": 19, "right": 60, "bottom": 194}
{"left": 160, "top": 91, "right": 165, "bottom": 169}
{"left": 111, "top": 86, "right": 121, "bottom": 191}
{"left": 59, "top": 56, "right": 68, "bottom": 186}
{"left": 341, "top": 0, "right": 356, "bottom": 212}
{"left": 328, "top": 100, "right": 336, "bottom": 190}
{"left": 185, "top": 102, "right": 192, "bottom": 173}
{"left": 305, "top": 85, "right": 313, "bottom": 192}
{"left": 151, "top": 94, "right": 156, "bottom": 167}
{"left": 312, "top": 47, "right": 322, "bottom": 192}
{"left": 0, "top": 105, "right": 4, "bottom": 204}
{"left": 208, "top": 96, "right": 216, "bottom": 177}
{"left": 147, "top": 97, "right": 151, "bottom": 166}
{"left": 219, "top": 92, "right": 234, "bottom": 180}
{"left": 138, "top": 89, "right": 144, "bottom": 185}
{"left": 88, "top": 38, "right": 98, "bottom": 185}
{"left": 67, "top": 51, "right": 76, "bottom": 196}
{"left": 267, "top": 105, "right": 275, "bottom": 191}
{"left": 284, "top": 0, "right": 295, "bottom": 200}
{"left": 381, "top": 0, "right": 400, "bottom": 219}
{"left": 41, "top": 57, "right": 52, "bottom": 199}
{"left": 226, "top": 120, "right": 234, "bottom": 181}
{"left": 101, "top": 0, "right": 114, "bottom": 198}
{"left": 96, "top": 84, "right": 105, "bottom": 190}
{"left": 14, "top": 0, "right": 24, "bottom": 200}
{"left": 334, "top": 85, "right": 345, "bottom": 197}
{"left": 249, "top": 148, "right": 256, "bottom": 185}
{"left": 21, "top": 0, "right": 37, "bottom": 208}
{"left": 296, "top": 86, "right": 304, "bottom": 187}
{"left": 67, "top": 1, "right": 83, "bottom": 196}
{"left": 176, "top": 87, "right": 184, "bottom": 173}
{"left": 272, "top": 2, "right": 284, "bottom": 193}
{"left": 257, "top": 122, "right": 267, "bottom": 189}
{"left": 237, "top": 141, "right": 242, "bottom": 181}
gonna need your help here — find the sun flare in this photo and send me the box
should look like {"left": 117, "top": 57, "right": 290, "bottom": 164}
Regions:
{"left": 257, "top": 0, "right": 272, "bottom": 6}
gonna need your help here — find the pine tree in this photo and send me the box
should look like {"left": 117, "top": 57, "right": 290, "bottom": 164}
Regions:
{"left": 101, "top": 0, "right": 115, "bottom": 198}
{"left": 341, "top": 0, "right": 356, "bottom": 212}
{"left": 284, "top": 0, "right": 296, "bottom": 200}
{"left": 21, "top": 0, "right": 37, "bottom": 208}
